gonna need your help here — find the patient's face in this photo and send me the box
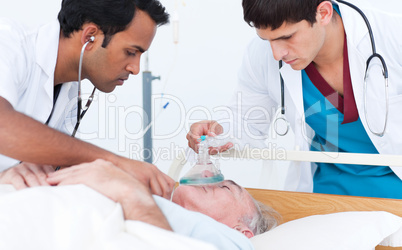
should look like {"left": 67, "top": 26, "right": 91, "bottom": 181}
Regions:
{"left": 172, "top": 180, "right": 255, "bottom": 228}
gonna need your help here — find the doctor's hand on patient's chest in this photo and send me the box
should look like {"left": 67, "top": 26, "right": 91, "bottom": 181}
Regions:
{"left": 46, "top": 157, "right": 175, "bottom": 200}
{"left": 46, "top": 159, "right": 173, "bottom": 231}
{"left": 0, "top": 162, "right": 54, "bottom": 190}
{"left": 46, "top": 159, "right": 150, "bottom": 204}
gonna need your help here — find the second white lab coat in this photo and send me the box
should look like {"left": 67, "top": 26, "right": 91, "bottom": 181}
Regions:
{"left": 226, "top": 0, "right": 402, "bottom": 191}
{"left": 0, "top": 19, "right": 78, "bottom": 171}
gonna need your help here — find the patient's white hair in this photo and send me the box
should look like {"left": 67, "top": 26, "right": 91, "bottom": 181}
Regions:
{"left": 242, "top": 197, "right": 281, "bottom": 235}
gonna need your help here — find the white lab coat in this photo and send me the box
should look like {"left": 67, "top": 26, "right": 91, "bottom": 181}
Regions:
{"left": 226, "top": 0, "right": 402, "bottom": 192}
{"left": 0, "top": 19, "right": 77, "bottom": 171}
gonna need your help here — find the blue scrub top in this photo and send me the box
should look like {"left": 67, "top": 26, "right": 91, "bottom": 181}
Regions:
{"left": 302, "top": 70, "right": 402, "bottom": 199}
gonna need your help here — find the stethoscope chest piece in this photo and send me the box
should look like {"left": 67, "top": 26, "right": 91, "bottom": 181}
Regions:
{"left": 274, "top": 112, "right": 290, "bottom": 136}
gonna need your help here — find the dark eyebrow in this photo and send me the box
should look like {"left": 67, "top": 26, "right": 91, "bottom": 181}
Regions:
{"left": 258, "top": 32, "right": 295, "bottom": 42}
{"left": 227, "top": 180, "right": 242, "bottom": 193}
{"left": 131, "top": 45, "right": 145, "bottom": 53}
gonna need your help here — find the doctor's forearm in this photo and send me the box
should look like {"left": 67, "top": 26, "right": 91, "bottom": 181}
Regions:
{"left": 0, "top": 97, "right": 120, "bottom": 166}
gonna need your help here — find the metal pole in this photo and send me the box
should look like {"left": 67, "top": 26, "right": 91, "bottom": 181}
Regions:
{"left": 142, "top": 53, "right": 160, "bottom": 163}
{"left": 142, "top": 70, "right": 153, "bottom": 163}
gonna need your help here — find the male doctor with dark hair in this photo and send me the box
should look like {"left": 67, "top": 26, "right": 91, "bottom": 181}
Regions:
{"left": 187, "top": 0, "right": 402, "bottom": 199}
{"left": 0, "top": 0, "right": 174, "bottom": 198}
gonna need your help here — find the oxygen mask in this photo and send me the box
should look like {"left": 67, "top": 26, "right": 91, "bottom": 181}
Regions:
{"left": 179, "top": 135, "right": 228, "bottom": 185}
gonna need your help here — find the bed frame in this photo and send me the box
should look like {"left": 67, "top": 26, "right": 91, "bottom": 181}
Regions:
{"left": 246, "top": 188, "right": 402, "bottom": 250}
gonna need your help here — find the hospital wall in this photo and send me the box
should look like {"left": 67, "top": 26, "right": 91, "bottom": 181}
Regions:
{"left": 2, "top": 0, "right": 294, "bottom": 189}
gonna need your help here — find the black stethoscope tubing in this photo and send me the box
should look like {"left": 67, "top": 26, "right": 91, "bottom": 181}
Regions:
{"left": 54, "top": 38, "right": 96, "bottom": 171}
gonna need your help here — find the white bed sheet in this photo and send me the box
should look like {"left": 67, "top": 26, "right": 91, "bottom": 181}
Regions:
{"left": 0, "top": 184, "right": 253, "bottom": 250}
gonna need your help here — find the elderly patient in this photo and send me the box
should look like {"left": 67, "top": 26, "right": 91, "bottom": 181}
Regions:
{"left": 46, "top": 159, "right": 279, "bottom": 239}
{"left": 172, "top": 180, "right": 278, "bottom": 238}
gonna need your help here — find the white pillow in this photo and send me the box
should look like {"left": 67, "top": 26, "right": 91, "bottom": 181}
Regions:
{"left": 251, "top": 211, "right": 402, "bottom": 250}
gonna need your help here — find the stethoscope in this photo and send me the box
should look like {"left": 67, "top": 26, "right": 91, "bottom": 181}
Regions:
{"left": 274, "top": 0, "right": 389, "bottom": 137}
{"left": 54, "top": 36, "right": 96, "bottom": 171}
{"left": 72, "top": 36, "right": 97, "bottom": 137}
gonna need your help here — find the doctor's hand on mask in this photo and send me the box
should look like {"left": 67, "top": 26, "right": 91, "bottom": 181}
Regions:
{"left": 186, "top": 120, "right": 233, "bottom": 154}
{"left": 0, "top": 162, "right": 54, "bottom": 190}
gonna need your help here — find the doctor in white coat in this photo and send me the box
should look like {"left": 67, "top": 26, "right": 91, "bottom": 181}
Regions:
{"left": 187, "top": 0, "right": 402, "bottom": 197}
{"left": 0, "top": 0, "right": 174, "bottom": 197}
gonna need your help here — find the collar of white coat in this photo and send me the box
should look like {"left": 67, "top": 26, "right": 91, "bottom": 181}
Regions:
{"left": 335, "top": 0, "right": 368, "bottom": 48}
{"left": 35, "top": 20, "right": 60, "bottom": 100}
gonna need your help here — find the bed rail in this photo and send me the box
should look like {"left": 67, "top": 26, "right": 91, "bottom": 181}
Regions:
{"left": 221, "top": 148, "right": 402, "bottom": 167}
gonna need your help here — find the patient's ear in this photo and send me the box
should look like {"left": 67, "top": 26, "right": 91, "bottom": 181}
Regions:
{"left": 233, "top": 225, "right": 254, "bottom": 239}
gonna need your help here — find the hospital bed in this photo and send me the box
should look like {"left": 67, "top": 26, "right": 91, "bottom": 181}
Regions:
{"left": 248, "top": 188, "right": 402, "bottom": 250}
{"left": 169, "top": 149, "right": 402, "bottom": 250}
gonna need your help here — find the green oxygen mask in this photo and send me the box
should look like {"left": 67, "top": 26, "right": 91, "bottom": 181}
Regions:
{"left": 179, "top": 135, "right": 225, "bottom": 185}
